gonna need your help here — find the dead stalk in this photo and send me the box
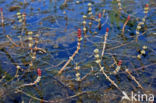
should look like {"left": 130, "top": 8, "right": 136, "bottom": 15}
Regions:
{"left": 6, "top": 35, "right": 19, "bottom": 47}
{"left": 125, "top": 68, "right": 143, "bottom": 89}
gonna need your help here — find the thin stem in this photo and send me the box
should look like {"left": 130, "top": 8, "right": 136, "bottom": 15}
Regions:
{"left": 101, "top": 32, "right": 108, "bottom": 57}
{"left": 58, "top": 38, "right": 81, "bottom": 74}
{"left": 121, "top": 15, "right": 130, "bottom": 37}
{"left": 6, "top": 35, "right": 19, "bottom": 47}
{"left": 125, "top": 68, "right": 143, "bottom": 89}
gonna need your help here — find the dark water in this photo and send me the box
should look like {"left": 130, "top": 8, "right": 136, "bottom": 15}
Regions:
{"left": 0, "top": 0, "right": 155, "bottom": 103}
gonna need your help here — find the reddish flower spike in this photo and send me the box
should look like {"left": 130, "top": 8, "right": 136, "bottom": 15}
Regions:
{"left": 127, "top": 15, "right": 130, "bottom": 21}
{"left": 145, "top": 4, "right": 149, "bottom": 7}
{"left": 23, "top": 13, "right": 26, "bottom": 21}
{"left": 23, "top": 13, "right": 26, "bottom": 16}
{"left": 37, "top": 68, "right": 41, "bottom": 76}
{"left": 106, "top": 27, "right": 109, "bottom": 32}
{"left": 0, "top": 8, "right": 3, "bottom": 12}
{"left": 77, "top": 29, "right": 81, "bottom": 38}
{"left": 98, "top": 13, "right": 101, "bottom": 18}
{"left": 118, "top": 60, "right": 122, "bottom": 66}
{"left": 98, "top": 23, "right": 101, "bottom": 30}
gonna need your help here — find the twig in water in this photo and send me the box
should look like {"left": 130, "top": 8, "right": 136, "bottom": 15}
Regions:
{"left": 16, "top": 89, "right": 49, "bottom": 103}
{"left": 125, "top": 68, "right": 143, "bottom": 89}
{"left": 6, "top": 35, "right": 20, "bottom": 47}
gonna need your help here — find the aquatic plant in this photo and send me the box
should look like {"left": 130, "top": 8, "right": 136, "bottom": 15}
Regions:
{"left": 110, "top": 60, "right": 122, "bottom": 75}
{"left": 136, "top": 4, "right": 149, "bottom": 42}
{"left": 116, "top": 0, "right": 122, "bottom": 11}
{"left": 0, "top": 0, "right": 155, "bottom": 103}
{"left": 17, "top": 68, "right": 42, "bottom": 88}
{"left": 101, "top": 27, "right": 109, "bottom": 57}
{"left": 94, "top": 48, "right": 130, "bottom": 100}
{"left": 58, "top": 29, "right": 82, "bottom": 74}
{"left": 98, "top": 13, "right": 102, "bottom": 30}
{"left": 121, "top": 15, "right": 130, "bottom": 37}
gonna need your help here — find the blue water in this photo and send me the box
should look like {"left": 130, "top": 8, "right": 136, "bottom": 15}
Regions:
{"left": 0, "top": 0, "right": 155, "bottom": 103}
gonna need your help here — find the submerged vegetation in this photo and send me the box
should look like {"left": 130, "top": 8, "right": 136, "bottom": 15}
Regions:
{"left": 0, "top": 0, "right": 155, "bottom": 103}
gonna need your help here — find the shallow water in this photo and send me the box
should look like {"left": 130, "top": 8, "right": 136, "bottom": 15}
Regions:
{"left": 0, "top": 0, "right": 155, "bottom": 103}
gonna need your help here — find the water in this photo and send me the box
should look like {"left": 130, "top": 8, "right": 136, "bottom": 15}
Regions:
{"left": 0, "top": 0, "right": 155, "bottom": 103}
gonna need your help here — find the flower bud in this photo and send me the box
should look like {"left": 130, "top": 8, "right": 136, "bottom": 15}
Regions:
{"left": 137, "top": 54, "right": 141, "bottom": 59}
{"left": 127, "top": 15, "right": 130, "bottom": 21}
{"left": 83, "top": 27, "right": 86, "bottom": 32}
{"left": 94, "top": 49, "right": 99, "bottom": 53}
{"left": 141, "top": 50, "right": 145, "bottom": 54}
{"left": 94, "top": 54, "right": 99, "bottom": 58}
{"left": 118, "top": 60, "right": 122, "bottom": 66}
{"left": 28, "top": 31, "right": 33, "bottom": 35}
{"left": 82, "top": 21, "right": 86, "bottom": 25}
{"left": 83, "top": 15, "right": 87, "bottom": 19}
{"left": 88, "top": 7, "right": 92, "bottom": 11}
{"left": 77, "top": 29, "right": 81, "bottom": 38}
{"left": 0, "top": 8, "right": 3, "bottom": 12}
{"left": 145, "top": 4, "right": 149, "bottom": 8}
{"left": 106, "top": 27, "right": 109, "bottom": 32}
{"left": 98, "top": 13, "right": 101, "bottom": 18}
{"left": 88, "top": 3, "right": 92, "bottom": 7}
{"left": 95, "top": 59, "right": 101, "bottom": 64}
{"left": 137, "top": 25, "right": 141, "bottom": 29}
{"left": 142, "top": 45, "right": 147, "bottom": 49}
{"left": 16, "top": 12, "right": 21, "bottom": 16}
{"left": 89, "top": 22, "right": 92, "bottom": 26}
{"left": 37, "top": 68, "right": 41, "bottom": 76}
